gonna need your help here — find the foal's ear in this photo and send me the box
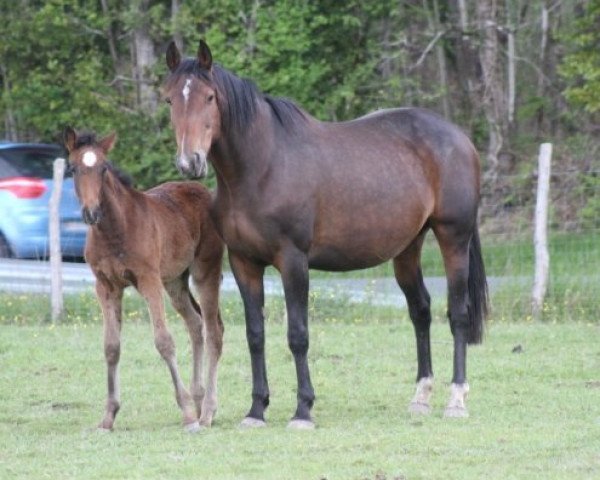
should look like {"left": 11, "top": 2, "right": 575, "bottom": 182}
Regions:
{"left": 63, "top": 126, "right": 77, "bottom": 153}
{"left": 98, "top": 132, "right": 117, "bottom": 153}
{"left": 197, "top": 39, "right": 212, "bottom": 71}
{"left": 166, "top": 41, "right": 181, "bottom": 72}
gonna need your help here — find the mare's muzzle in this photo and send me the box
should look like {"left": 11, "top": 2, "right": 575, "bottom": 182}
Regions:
{"left": 176, "top": 151, "right": 207, "bottom": 179}
{"left": 82, "top": 206, "right": 101, "bottom": 225}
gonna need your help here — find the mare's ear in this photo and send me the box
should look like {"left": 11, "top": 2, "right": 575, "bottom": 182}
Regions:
{"left": 166, "top": 41, "right": 181, "bottom": 72}
{"left": 197, "top": 39, "right": 212, "bottom": 71}
{"left": 63, "top": 126, "right": 77, "bottom": 153}
{"left": 98, "top": 132, "right": 117, "bottom": 153}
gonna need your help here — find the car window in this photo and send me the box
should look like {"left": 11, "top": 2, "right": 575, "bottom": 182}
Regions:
{"left": 0, "top": 148, "right": 64, "bottom": 179}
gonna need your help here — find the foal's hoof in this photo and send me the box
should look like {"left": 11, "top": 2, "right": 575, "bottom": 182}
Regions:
{"left": 239, "top": 417, "right": 267, "bottom": 429}
{"left": 287, "top": 419, "right": 315, "bottom": 430}
{"left": 444, "top": 406, "right": 469, "bottom": 418}
{"left": 184, "top": 421, "right": 203, "bottom": 433}
{"left": 408, "top": 401, "right": 431, "bottom": 415}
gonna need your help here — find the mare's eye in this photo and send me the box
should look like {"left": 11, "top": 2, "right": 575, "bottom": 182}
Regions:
{"left": 207, "top": 94, "right": 214, "bottom": 102}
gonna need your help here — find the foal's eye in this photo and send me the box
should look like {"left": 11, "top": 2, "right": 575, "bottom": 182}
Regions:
{"left": 207, "top": 94, "right": 214, "bottom": 102}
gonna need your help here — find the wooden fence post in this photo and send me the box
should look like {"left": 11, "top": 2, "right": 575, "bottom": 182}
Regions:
{"left": 532, "top": 143, "right": 552, "bottom": 319}
{"left": 49, "top": 157, "right": 65, "bottom": 322}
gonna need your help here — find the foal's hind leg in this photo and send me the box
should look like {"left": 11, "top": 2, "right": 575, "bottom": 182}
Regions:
{"left": 139, "top": 276, "right": 199, "bottom": 431}
{"left": 190, "top": 260, "right": 223, "bottom": 427}
{"left": 96, "top": 281, "right": 123, "bottom": 431}
{"left": 434, "top": 223, "right": 473, "bottom": 418}
{"left": 394, "top": 232, "right": 434, "bottom": 415}
{"left": 164, "top": 274, "right": 212, "bottom": 426}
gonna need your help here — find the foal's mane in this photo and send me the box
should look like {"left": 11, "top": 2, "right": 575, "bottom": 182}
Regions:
{"left": 167, "top": 59, "right": 309, "bottom": 134}
{"left": 73, "top": 131, "right": 133, "bottom": 187}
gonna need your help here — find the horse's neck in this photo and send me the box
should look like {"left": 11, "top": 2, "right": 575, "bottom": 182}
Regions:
{"left": 211, "top": 104, "right": 279, "bottom": 188}
{"left": 96, "top": 175, "right": 135, "bottom": 236}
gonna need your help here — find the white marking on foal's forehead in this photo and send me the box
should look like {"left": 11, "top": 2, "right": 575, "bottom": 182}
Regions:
{"left": 82, "top": 150, "right": 98, "bottom": 167}
{"left": 182, "top": 78, "right": 192, "bottom": 104}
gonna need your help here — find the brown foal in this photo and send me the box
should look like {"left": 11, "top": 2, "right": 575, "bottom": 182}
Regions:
{"left": 63, "top": 127, "right": 224, "bottom": 432}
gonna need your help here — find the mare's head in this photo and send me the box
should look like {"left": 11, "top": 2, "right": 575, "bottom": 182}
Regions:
{"left": 163, "top": 40, "right": 220, "bottom": 178}
{"left": 63, "top": 127, "right": 117, "bottom": 225}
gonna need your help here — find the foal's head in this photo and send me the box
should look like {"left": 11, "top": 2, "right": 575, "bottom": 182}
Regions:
{"left": 163, "top": 40, "right": 220, "bottom": 178}
{"left": 63, "top": 127, "right": 117, "bottom": 225}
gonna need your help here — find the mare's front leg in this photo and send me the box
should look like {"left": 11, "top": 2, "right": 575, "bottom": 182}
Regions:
{"left": 96, "top": 280, "right": 123, "bottom": 431}
{"left": 229, "top": 251, "right": 269, "bottom": 427}
{"left": 138, "top": 275, "right": 199, "bottom": 432}
{"left": 276, "top": 247, "right": 315, "bottom": 429}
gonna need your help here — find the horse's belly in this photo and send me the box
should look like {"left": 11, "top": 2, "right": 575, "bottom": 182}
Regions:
{"left": 308, "top": 232, "right": 415, "bottom": 271}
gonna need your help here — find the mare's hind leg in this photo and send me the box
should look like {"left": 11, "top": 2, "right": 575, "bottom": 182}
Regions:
{"left": 190, "top": 258, "right": 224, "bottom": 427}
{"left": 138, "top": 276, "right": 199, "bottom": 431}
{"left": 434, "top": 223, "right": 473, "bottom": 418}
{"left": 96, "top": 281, "right": 123, "bottom": 431}
{"left": 393, "top": 231, "right": 434, "bottom": 415}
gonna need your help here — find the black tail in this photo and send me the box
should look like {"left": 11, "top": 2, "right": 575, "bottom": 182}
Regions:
{"left": 467, "top": 225, "right": 489, "bottom": 344}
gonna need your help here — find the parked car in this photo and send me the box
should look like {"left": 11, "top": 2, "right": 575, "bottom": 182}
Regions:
{"left": 0, "top": 141, "right": 86, "bottom": 259}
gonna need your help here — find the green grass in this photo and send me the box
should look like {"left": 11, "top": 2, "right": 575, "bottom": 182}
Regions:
{"left": 1, "top": 303, "right": 599, "bottom": 479}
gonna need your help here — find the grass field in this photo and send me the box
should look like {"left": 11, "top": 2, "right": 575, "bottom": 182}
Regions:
{"left": 1, "top": 294, "right": 599, "bottom": 479}
{"left": 0, "top": 231, "right": 598, "bottom": 479}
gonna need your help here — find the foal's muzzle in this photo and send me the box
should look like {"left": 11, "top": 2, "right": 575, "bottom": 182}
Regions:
{"left": 176, "top": 151, "right": 207, "bottom": 179}
{"left": 82, "top": 207, "right": 101, "bottom": 225}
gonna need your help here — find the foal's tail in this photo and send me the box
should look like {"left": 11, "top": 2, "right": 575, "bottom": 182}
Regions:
{"left": 467, "top": 225, "right": 489, "bottom": 344}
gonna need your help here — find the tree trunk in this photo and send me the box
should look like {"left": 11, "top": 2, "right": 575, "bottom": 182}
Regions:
{"left": 171, "top": 0, "right": 184, "bottom": 50}
{"left": 536, "top": 0, "right": 549, "bottom": 135}
{"left": 430, "top": 0, "right": 450, "bottom": 118}
{"left": 477, "top": 0, "right": 506, "bottom": 179}
{"left": 100, "top": 0, "right": 124, "bottom": 98}
{"left": 447, "top": 0, "right": 477, "bottom": 135}
{"left": 0, "top": 64, "right": 18, "bottom": 140}
{"left": 132, "top": 0, "right": 158, "bottom": 113}
{"left": 506, "top": 0, "right": 516, "bottom": 127}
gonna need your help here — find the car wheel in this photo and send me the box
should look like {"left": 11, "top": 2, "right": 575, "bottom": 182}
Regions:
{"left": 0, "top": 235, "right": 13, "bottom": 258}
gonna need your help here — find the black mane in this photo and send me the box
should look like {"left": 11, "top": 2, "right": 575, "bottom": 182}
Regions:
{"left": 167, "top": 59, "right": 308, "bottom": 134}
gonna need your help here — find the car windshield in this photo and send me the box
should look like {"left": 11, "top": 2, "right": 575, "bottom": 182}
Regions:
{"left": 0, "top": 147, "right": 64, "bottom": 179}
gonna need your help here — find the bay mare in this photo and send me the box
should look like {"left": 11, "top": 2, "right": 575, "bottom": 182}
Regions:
{"left": 163, "top": 40, "right": 489, "bottom": 428}
{"left": 63, "top": 127, "right": 224, "bottom": 432}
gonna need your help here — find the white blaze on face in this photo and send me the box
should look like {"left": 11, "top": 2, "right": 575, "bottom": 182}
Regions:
{"left": 82, "top": 150, "right": 98, "bottom": 167}
{"left": 182, "top": 78, "right": 192, "bottom": 105}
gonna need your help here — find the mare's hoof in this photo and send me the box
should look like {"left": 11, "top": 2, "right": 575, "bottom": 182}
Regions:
{"left": 184, "top": 421, "right": 203, "bottom": 433}
{"left": 96, "top": 427, "right": 112, "bottom": 434}
{"left": 239, "top": 417, "right": 267, "bottom": 428}
{"left": 287, "top": 419, "right": 315, "bottom": 430}
{"left": 444, "top": 406, "right": 469, "bottom": 418}
{"left": 408, "top": 401, "right": 431, "bottom": 415}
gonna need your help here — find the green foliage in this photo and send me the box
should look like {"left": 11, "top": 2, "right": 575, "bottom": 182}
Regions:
{"left": 559, "top": 0, "right": 600, "bottom": 113}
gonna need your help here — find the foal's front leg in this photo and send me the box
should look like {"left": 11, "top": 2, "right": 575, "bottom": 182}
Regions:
{"left": 96, "top": 281, "right": 123, "bottom": 431}
{"left": 139, "top": 276, "right": 199, "bottom": 432}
